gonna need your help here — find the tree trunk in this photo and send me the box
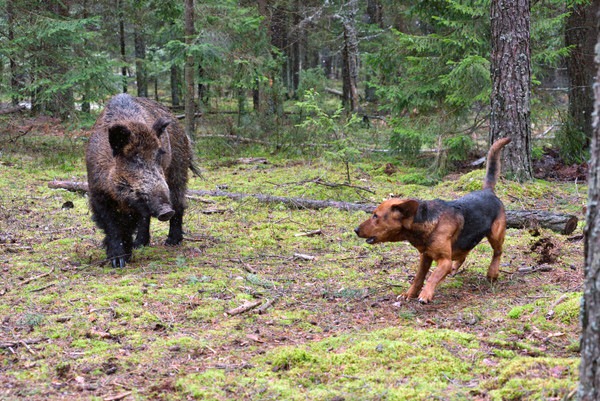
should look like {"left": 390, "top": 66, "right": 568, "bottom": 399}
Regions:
{"left": 290, "top": 0, "right": 302, "bottom": 97}
{"left": 490, "top": 0, "right": 533, "bottom": 182}
{"left": 365, "top": 0, "right": 383, "bottom": 103}
{"left": 170, "top": 64, "right": 181, "bottom": 107}
{"left": 7, "top": 0, "right": 19, "bottom": 106}
{"left": 579, "top": 15, "right": 600, "bottom": 399}
{"left": 134, "top": 28, "right": 148, "bottom": 98}
{"left": 565, "top": 0, "right": 600, "bottom": 147}
{"left": 118, "top": 0, "right": 127, "bottom": 93}
{"left": 338, "top": 0, "right": 360, "bottom": 112}
{"left": 184, "top": 0, "right": 196, "bottom": 140}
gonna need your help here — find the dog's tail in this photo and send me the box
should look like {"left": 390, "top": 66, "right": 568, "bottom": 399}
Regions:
{"left": 483, "top": 137, "right": 511, "bottom": 191}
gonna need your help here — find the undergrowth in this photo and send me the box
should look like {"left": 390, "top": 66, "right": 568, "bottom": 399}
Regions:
{"left": 0, "top": 129, "right": 585, "bottom": 400}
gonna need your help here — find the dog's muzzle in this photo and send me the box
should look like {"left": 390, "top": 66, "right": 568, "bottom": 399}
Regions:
{"left": 355, "top": 227, "right": 376, "bottom": 244}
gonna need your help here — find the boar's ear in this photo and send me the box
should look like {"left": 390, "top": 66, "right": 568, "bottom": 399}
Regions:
{"left": 108, "top": 124, "right": 131, "bottom": 156}
{"left": 152, "top": 117, "right": 171, "bottom": 137}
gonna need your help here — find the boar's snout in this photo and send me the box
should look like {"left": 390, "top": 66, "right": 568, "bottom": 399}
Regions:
{"left": 156, "top": 205, "right": 175, "bottom": 221}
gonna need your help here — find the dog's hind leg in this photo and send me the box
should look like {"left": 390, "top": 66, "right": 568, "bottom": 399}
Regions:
{"left": 451, "top": 256, "right": 467, "bottom": 276}
{"left": 486, "top": 215, "right": 506, "bottom": 282}
{"left": 402, "top": 253, "right": 432, "bottom": 299}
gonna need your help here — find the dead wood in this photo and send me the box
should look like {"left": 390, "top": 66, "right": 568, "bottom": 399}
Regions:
{"left": 256, "top": 297, "right": 278, "bottom": 314}
{"left": 0, "top": 337, "right": 47, "bottom": 349}
{"left": 0, "top": 104, "right": 26, "bottom": 115}
{"left": 48, "top": 181, "right": 579, "bottom": 234}
{"left": 20, "top": 266, "right": 55, "bottom": 286}
{"left": 226, "top": 300, "right": 263, "bottom": 316}
{"left": 103, "top": 392, "right": 133, "bottom": 401}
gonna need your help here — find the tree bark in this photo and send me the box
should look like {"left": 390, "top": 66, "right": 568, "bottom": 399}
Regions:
{"left": 7, "top": 0, "right": 19, "bottom": 105}
{"left": 117, "top": 0, "right": 127, "bottom": 93}
{"left": 337, "top": 0, "right": 360, "bottom": 112}
{"left": 134, "top": 28, "right": 148, "bottom": 98}
{"left": 184, "top": 0, "right": 196, "bottom": 140}
{"left": 170, "top": 64, "right": 181, "bottom": 107}
{"left": 47, "top": 181, "right": 578, "bottom": 235}
{"left": 565, "top": 0, "right": 600, "bottom": 147}
{"left": 490, "top": 0, "right": 533, "bottom": 182}
{"left": 579, "top": 13, "right": 600, "bottom": 399}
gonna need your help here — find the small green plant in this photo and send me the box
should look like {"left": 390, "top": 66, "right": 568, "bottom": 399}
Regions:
{"left": 389, "top": 126, "right": 423, "bottom": 160}
{"left": 555, "top": 116, "right": 589, "bottom": 164}
{"left": 444, "top": 134, "right": 475, "bottom": 163}
{"left": 296, "top": 89, "right": 362, "bottom": 182}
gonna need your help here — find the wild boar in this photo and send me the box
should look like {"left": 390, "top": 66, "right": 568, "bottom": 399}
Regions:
{"left": 86, "top": 93, "right": 197, "bottom": 268}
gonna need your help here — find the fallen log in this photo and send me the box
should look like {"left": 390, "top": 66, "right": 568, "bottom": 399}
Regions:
{"left": 0, "top": 104, "right": 26, "bottom": 115}
{"left": 47, "top": 181, "right": 579, "bottom": 235}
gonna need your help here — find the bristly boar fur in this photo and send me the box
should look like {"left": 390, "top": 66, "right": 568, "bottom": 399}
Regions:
{"left": 86, "top": 93, "right": 198, "bottom": 268}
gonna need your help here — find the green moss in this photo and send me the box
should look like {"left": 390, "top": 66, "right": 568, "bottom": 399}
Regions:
{"left": 553, "top": 293, "right": 582, "bottom": 325}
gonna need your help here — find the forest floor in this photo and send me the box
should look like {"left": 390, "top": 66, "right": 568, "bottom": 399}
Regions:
{"left": 0, "top": 117, "right": 587, "bottom": 400}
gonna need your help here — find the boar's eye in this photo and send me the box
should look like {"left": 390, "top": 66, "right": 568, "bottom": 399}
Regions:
{"left": 156, "top": 148, "right": 166, "bottom": 163}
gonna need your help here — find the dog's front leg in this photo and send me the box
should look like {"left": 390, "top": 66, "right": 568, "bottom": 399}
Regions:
{"left": 418, "top": 258, "right": 453, "bottom": 303}
{"left": 402, "top": 253, "right": 432, "bottom": 299}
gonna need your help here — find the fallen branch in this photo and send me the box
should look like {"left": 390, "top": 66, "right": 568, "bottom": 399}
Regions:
{"left": 21, "top": 266, "right": 55, "bottom": 286}
{"left": 0, "top": 337, "right": 47, "bottom": 349}
{"left": 0, "top": 104, "right": 26, "bottom": 115}
{"left": 47, "top": 181, "right": 579, "bottom": 234}
{"left": 545, "top": 294, "right": 570, "bottom": 320}
{"left": 256, "top": 297, "right": 278, "bottom": 314}
{"left": 104, "top": 392, "right": 132, "bottom": 401}
{"left": 226, "top": 300, "right": 263, "bottom": 316}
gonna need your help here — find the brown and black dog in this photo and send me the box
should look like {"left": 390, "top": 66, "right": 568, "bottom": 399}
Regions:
{"left": 355, "top": 138, "right": 511, "bottom": 303}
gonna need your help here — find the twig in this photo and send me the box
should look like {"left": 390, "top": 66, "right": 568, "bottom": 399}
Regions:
{"left": 311, "top": 177, "right": 375, "bottom": 194}
{"left": 294, "top": 253, "right": 315, "bottom": 261}
{"left": 20, "top": 266, "right": 55, "bottom": 286}
{"left": 19, "top": 340, "right": 36, "bottom": 355}
{"left": 294, "top": 229, "right": 323, "bottom": 237}
{"left": 30, "top": 283, "right": 56, "bottom": 292}
{"left": 226, "top": 300, "right": 263, "bottom": 316}
{"left": 545, "top": 294, "right": 569, "bottom": 320}
{"left": 0, "top": 338, "right": 47, "bottom": 349}
{"left": 256, "top": 297, "right": 278, "bottom": 314}
{"left": 103, "top": 392, "right": 132, "bottom": 401}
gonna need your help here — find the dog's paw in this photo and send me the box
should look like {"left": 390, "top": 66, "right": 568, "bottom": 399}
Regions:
{"left": 399, "top": 291, "right": 418, "bottom": 300}
{"left": 417, "top": 290, "right": 434, "bottom": 304}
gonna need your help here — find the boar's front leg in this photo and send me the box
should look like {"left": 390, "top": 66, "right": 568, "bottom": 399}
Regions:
{"left": 91, "top": 196, "right": 135, "bottom": 267}
{"left": 133, "top": 214, "right": 151, "bottom": 248}
{"left": 166, "top": 210, "right": 183, "bottom": 245}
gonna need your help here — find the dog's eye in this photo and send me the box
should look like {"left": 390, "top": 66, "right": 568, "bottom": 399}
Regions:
{"left": 372, "top": 213, "right": 378, "bottom": 219}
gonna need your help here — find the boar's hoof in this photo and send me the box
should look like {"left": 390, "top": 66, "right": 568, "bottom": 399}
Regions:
{"left": 111, "top": 257, "right": 127, "bottom": 269}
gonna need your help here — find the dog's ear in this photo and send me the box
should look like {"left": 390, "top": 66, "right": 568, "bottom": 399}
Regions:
{"left": 390, "top": 199, "right": 419, "bottom": 218}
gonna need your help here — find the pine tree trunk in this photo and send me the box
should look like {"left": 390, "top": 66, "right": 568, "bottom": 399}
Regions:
{"left": 170, "top": 64, "right": 181, "bottom": 107}
{"left": 134, "top": 28, "right": 148, "bottom": 98}
{"left": 490, "top": 0, "right": 533, "bottom": 182}
{"left": 184, "top": 0, "right": 196, "bottom": 140}
{"left": 565, "top": 0, "right": 600, "bottom": 146}
{"left": 118, "top": 0, "right": 127, "bottom": 93}
{"left": 338, "top": 0, "right": 360, "bottom": 112}
{"left": 579, "top": 17, "right": 600, "bottom": 399}
{"left": 7, "top": 0, "right": 19, "bottom": 105}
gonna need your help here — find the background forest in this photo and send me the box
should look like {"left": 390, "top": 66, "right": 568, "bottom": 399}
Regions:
{"left": 0, "top": 0, "right": 597, "bottom": 169}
